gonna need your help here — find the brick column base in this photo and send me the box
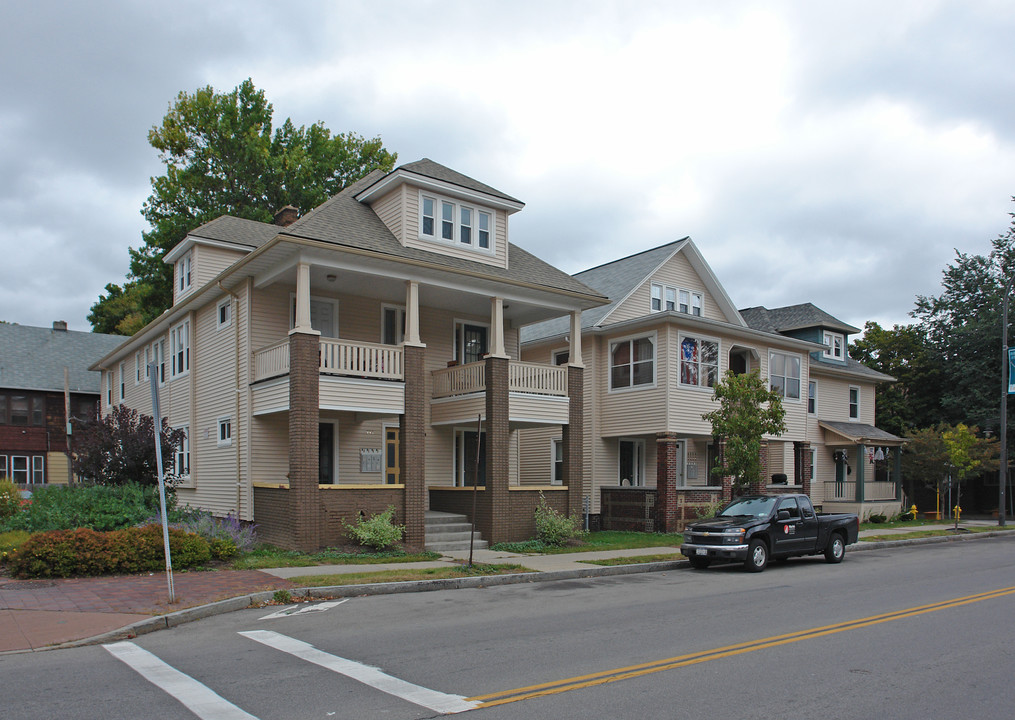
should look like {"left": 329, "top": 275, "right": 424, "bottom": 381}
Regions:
{"left": 563, "top": 365, "right": 585, "bottom": 519}
{"left": 401, "top": 345, "right": 427, "bottom": 548}
{"left": 656, "top": 432, "right": 680, "bottom": 533}
{"left": 288, "top": 330, "right": 321, "bottom": 552}
{"left": 485, "top": 355, "right": 511, "bottom": 544}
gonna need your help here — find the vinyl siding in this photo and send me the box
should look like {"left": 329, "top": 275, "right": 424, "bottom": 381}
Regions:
{"left": 371, "top": 186, "right": 406, "bottom": 245}
{"left": 403, "top": 188, "right": 509, "bottom": 269}
{"left": 195, "top": 245, "right": 246, "bottom": 289}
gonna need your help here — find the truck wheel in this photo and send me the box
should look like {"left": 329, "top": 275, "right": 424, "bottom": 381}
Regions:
{"left": 824, "top": 533, "right": 846, "bottom": 563}
{"left": 744, "top": 539, "right": 768, "bottom": 572}
{"left": 689, "top": 557, "right": 711, "bottom": 570}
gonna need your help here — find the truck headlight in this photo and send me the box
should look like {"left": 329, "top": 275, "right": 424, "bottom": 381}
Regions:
{"left": 723, "top": 530, "right": 745, "bottom": 545}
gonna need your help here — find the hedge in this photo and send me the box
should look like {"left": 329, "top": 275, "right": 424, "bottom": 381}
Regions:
{"left": 6, "top": 525, "right": 216, "bottom": 578}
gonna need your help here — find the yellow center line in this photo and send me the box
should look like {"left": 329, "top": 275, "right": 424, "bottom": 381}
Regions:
{"left": 468, "top": 585, "right": 1015, "bottom": 708}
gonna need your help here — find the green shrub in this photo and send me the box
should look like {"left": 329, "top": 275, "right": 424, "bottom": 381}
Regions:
{"left": 0, "top": 483, "right": 172, "bottom": 533}
{"left": 866, "top": 513, "right": 888, "bottom": 524}
{"left": 343, "top": 506, "right": 404, "bottom": 550}
{"left": 209, "top": 537, "right": 239, "bottom": 560}
{"left": 534, "top": 493, "right": 587, "bottom": 547}
{"left": 6, "top": 524, "right": 211, "bottom": 578}
{"left": 894, "top": 510, "right": 917, "bottom": 522}
{"left": 0, "top": 478, "right": 22, "bottom": 520}
{"left": 273, "top": 589, "right": 293, "bottom": 604}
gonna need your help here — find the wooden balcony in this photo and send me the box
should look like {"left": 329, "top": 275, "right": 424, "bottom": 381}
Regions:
{"left": 253, "top": 338, "right": 404, "bottom": 382}
{"left": 431, "top": 360, "right": 569, "bottom": 428}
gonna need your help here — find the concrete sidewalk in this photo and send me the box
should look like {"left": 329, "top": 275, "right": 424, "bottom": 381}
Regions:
{"left": 1, "top": 524, "right": 1008, "bottom": 654}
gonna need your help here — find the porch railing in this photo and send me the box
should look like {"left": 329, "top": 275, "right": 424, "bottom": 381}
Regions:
{"left": 253, "top": 339, "right": 290, "bottom": 381}
{"left": 432, "top": 360, "right": 568, "bottom": 399}
{"left": 253, "top": 338, "right": 403, "bottom": 382}
{"left": 509, "top": 361, "right": 567, "bottom": 396}
{"left": 824, "top": 480, "right": 898, "bottom": 502}
{"left": 320, "top": 338, "right": 403, "bottom": 380}
{"left": 432, "top": 361, "right": 485, "bottom": 399}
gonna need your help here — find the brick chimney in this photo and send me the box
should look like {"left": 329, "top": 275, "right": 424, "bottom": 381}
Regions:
{"left": 53, "top": 320, "right": 68, "bottom": 331}
{"left": 273, "top": 205, "right": 299, "bottom": 227}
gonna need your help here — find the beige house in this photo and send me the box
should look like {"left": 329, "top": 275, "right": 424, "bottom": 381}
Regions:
{"left": 519, "top": 239, "right": 901, "bottom": 530}
{"left": 92, "top": 160, "right": 608, "bottom": 550}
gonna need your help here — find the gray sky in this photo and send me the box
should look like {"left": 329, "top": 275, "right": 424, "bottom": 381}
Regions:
{"left": 2, "top": 0, "right": 1013, "bottom": 334}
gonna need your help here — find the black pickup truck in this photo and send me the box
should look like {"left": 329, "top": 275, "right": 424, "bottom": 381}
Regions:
{"left": 680, "top": 494, "right": 859, "bottom": 572}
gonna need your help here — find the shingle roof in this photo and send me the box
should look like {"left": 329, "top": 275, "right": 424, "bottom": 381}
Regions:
{"left": 0, "top": 324, "right": 126, "bottom": 393}
{"left": 739, "top": 303, "right": 860, "bottom": 335}
{"left": 398, "top": 159, "right": 522, "bottom": 204}
{"left": 521, "top": 240, "right": 688, "bottom": 343}
{"left": 283, "top": 170, "right": 602, "bottom": 299}
{"left": 818, "top": 421, "right": 904, "bottom": 445}
{"left": 810, "top": 356, "right": 896, "bottom": 382}
{"left": 189, "top": 215, "right": 280, "bottom": 249}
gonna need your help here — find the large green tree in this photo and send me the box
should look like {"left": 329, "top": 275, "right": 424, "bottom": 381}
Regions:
{"left": 90, "top": 79, "right": 397, "bottom": 334}
{"left": 848, "top": 321, "right": 942, "bottom": 437}
{"left": 910, "top": 204, "right": 1015, "bottom": 433}
{"left": 703, "top": 370, "right": 787, "bottom": 494}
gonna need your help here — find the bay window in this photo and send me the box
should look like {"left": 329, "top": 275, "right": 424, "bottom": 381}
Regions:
{"left": 769, "top": 351, "right": 801, "bottom": 400}
{"left": 610, "top": 335, "right": 655, "bottom": 390}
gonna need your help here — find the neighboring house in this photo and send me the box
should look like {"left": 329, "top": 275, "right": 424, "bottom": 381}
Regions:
{"left": 0, "top": 321, "right": 124, "bottom": 486}
{"left": 519, "top": 239, "right": 901, "bottom": 531}
{"left": 92, "top": 159, "right": 608, "bottom": 551}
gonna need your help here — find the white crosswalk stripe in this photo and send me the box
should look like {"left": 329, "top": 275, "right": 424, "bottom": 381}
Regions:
{"left": 103, "top": 641, "right": 259, "bottom": 720}
{"left": 239, "top": 630, "right": 479, "bottom": 714}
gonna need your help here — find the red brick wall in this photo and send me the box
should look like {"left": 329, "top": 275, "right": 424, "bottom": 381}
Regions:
{"left": 288, "top": 331, "right": 321, "bottom": 551}
{"left": 429, "top": 488, "right": 570, "bottom": 543}
{"left": 319, "top": 489, "right": 407, "bottom": 547}
{"left": 485, "top": 356, "right": 511, "bottom": 544}
{"left": 655, "top": 432, "right": 680, "bottom": 533}
{"left": 401, "top": 345, "right": 427, "bottom": 547}
{"left": 563, "top": 365, "right": 584, "bottom": 518}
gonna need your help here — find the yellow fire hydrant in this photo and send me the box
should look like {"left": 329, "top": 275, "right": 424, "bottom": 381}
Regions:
{"left": 954, "top": 505, "right": 962, "bottom": 522}
{"left": 910, "top": 504, "right": 917, "bottom": 519}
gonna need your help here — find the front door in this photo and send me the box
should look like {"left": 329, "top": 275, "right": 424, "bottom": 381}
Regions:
{"left": 457, "top": 323, "right": 488, "bottom": 364}
{"left": 319, "top": 423, "right": 335, "bottom": 484}
{"left": 618, "top": 439, "right": 645, "bottom": 486}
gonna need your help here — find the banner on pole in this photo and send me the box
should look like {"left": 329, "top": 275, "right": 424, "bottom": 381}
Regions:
{"left": 1009, "top": 347, "right": 1015, "bottom": 395}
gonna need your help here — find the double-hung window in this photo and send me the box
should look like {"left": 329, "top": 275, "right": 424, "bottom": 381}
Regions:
{"left": 420, "top": 193, "right": 494, "bottom": 253}
{"left": 650, "top": 283, "right": 702, "bottom": 316}
{"left": 769, "top": 351, "right": 801, "bottom": 400}
{"left": 808, "top": 380, "right": 817, "bottom": 415}
{"left": 823, "top": 332, "right": 844, "bottom": 360}
{"left": 174, "top": 427, "right": 190, "bottom": 477}
{"left": 849, "top": 386, "right": 860, "bottom": 419}
{"left": 382, "top": 305, "right": 405, "bottom": 345}
{"left": 217, "top": 299, "right": 231, "bottom": 329}
{"left": 170, "top": 320, "right": 190, "bottom": 378}
{"left": 217, "top": 417, "right": 232, "bottom": 447}
{"left": 178, "top": 252, "right": 192, "bottom": 294}
{"left": 679, "top": 336, "right": 719, "bottom": 388}
{"left": 610, "top": 335, "right": 655, "bottom": 390}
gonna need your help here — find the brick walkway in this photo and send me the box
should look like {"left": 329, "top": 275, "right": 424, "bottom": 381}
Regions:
{"left": 0, "top": 570, "right": 294, "bottom": 616}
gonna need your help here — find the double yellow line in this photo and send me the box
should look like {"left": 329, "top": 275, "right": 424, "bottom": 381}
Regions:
{"left": 468, "top": 585, "right": 1015, "bottom": 708}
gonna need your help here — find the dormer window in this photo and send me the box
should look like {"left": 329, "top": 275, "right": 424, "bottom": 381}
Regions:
{"left": 823, "top": 332, "right": 844, "bottom": 360}
{"left": 178, "top": 252, "right": 193, "bottom": 294}
{"left": 420, "top": 192, "right": 494, "bottom": 253}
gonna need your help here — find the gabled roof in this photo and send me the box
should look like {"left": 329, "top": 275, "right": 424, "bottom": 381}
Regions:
{"left": 164, "top": 216, "right": 280, "bottom": 262}
{"left": 283, "top": 170, "right": 602, "bottom": 300}
{"left": 355, "top": 158, "right": 524, "bottom": 209}
{"left": 521, "top": 237, "right": 745, "bottom": 344}
{"left": 0, "top": 323, "right": 125, "bottom": 393}
{"left": 398, "top": 159, "right": 523, "bottom": 204}
{"left": 739, "top": 303, "right": 860, "bottom": 335}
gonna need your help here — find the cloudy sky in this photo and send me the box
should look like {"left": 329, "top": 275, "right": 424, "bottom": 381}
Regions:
{"left": 2, "top": 0, "right": 1013, "bottom": 334}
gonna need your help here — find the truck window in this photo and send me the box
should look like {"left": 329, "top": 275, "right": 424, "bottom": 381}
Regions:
{"left": 778, "top": 497, "right": 800, "bottom": 518}
{"left": 799, "top": 496, "right": 815, "bottom": 519}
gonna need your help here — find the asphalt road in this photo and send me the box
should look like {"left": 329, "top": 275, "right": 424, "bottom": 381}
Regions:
{"left": 3, "top": 536, "right": 1015, "bottom": 719}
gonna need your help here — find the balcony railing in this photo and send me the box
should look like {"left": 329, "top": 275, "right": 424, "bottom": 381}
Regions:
{"left": 824, "top": 480, "right": 898, "bottom": 502}
{"left": 432, "top": 360, "right": 567, "bottom": 399}
{"left": 253, "top": 338, "right": 404, "bottom": 382}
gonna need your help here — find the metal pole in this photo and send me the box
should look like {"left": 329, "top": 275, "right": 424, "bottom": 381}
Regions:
{"left": 148, "top": 362, "right": 175, "bottom": 603}
{"left": 1000, "top": 274, "right": 1013, "bottom": 527}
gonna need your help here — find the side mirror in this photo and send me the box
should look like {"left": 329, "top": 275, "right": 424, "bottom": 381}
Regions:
{"left": 777, "top": 509, "right": 791, "bottom": 521}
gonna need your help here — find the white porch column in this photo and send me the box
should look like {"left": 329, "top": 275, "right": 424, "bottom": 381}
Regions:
{"left": 404, "top": 280, "right": 424, "bottom": 347}
{"left": 291, "top": 261, "right": 315, "bottom": 335}
{"left": 568, "top": 310, "right": 584, "bottom": 367}
{"left": 490, "top": 296, "right": 508, "bottom": 358}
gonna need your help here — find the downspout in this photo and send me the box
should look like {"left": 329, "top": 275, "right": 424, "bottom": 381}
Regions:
{"left": 219, "top": 282, "right": 243, "bottom": 516}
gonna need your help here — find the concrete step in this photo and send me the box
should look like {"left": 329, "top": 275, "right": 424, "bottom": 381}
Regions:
{"left": 425, "top": 511, "right": 470, "bottom": 526}
{"left": 426, "top": 530, "right": 479, "bottom": 543}
{"left": 426, "top": 539, "right": 489, "bottom": 553}
{"left": 425, "top": 511, "right": 486, "bottom": 552}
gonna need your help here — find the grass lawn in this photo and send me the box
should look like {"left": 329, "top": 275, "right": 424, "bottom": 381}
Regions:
{"left": 284, "top": 563, "right": 532, "bottom": 587}
{"left": 581, "top": 553, "right": 684, "bottom": 566}
{"left": 233, "top": 546, "right": 441, "bottom": 570}
{"left": 491, "top": 530, "right": 683, "bottom": 555}
{"left": 858, "top": 518, "right": 940, "bottom": 532}
{"left": 860, "top": 526, "right": 1001, "bottom": 542}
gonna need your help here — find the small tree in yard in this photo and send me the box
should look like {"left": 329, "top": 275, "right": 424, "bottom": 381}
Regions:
{"left": 72, "top": 405, "right": 186, "bottom": 486}
{"left": 702, "top": 370, "right": 786, "bottom": 495}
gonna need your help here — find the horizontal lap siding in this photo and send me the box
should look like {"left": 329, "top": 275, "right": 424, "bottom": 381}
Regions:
{"left": 252, "top": 379, "right": 289, "bottom": 414}
{"left": 250, "top": 286, "right": 291, "bottom": 353}
{"left": 598, "top": 326, "right": 667, "bottom": 438}
{"left": 195, "top": 245, "right": 245, "bottom": 289}
{"left": 403, "top": 197, "right": 508, "bottom": 269}
{"left": 607, "top": 250, "right": 728, "bottom": 325}
{"left": 371, "top": 187, "right": 405, "bottom": 245}
{"left": 330, "top": 415, "right": 397, "bottom": 485}
{"left": 518, "top": 426, "right": 558, "bottom": 485}
{"left": 320, "top": 377, "right": 403, "bottom": 415}
{"left": 509, "top": 394, "right": 568, "bottom": 425}
{"left": 250, "top": 414, "right": 288, "bottom": 484}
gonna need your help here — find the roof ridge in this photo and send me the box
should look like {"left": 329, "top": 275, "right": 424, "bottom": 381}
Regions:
{"left": 575, "top": 237, "right": 689, "bottom": 278}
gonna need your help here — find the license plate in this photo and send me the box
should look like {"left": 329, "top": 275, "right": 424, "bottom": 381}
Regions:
{"left": 696, "top": 548, "right": 707, "bottom": 556}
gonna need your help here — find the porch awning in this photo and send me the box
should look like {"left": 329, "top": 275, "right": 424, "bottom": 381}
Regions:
{"left": 818, "top": 421, "right": 905, "bottom": 447}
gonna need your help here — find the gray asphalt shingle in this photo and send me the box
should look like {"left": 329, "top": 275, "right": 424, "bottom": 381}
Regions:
{"left": 0, "top": 323, "right": 126, "bottom": 392}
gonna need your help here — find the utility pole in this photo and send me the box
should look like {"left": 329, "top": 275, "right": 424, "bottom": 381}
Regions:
{"left": 1000, "top": 273, "right": 1014, "bottom": 527}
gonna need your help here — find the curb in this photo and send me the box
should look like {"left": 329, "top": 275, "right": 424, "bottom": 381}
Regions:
{"left": 16, "top": 528, "right": 1015, "bottom": 653}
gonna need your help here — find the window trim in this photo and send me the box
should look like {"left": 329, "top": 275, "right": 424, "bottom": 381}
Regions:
{"left": 118, "top": 362, "right": 126, "bottom": 402}
{"left": 849, "top": 385, "right": 860, "bottom": 420}
{"left": 31, "top": 455, "right": 44, "bottom": 484}
{"left": 454, "top": 319, "right": 490, "bottom": 365}
{"left": 178, "top": 252, "right": 193, "bottom": 295}
{"left": 418, "top": 190, "right": 496, "bottom": 256}
{"left": 106, "top": 372, "right": 113, "bottom": 406}
{"left": 0, "top": 455, "right": 6, "bottom": 480}
{"left": 649, "top": 282, "right": 704, "bottom": 317}
{"left": 11, "top": 455, "right": 29, "bottom": 483}
{"left": 170, "top": 319, "right": 190, "bottom": 379}
{"left": 678, "top": 333, "right": 721, "bottom": 390}
{"left": 608, "top": 332, "right": 657, "bottom": 393}
{"left": 768, "top": 350, "right": 802, "bottom": 401}
{"left": 808, "top": 379, "right": 818, "bottom": 415}
{"left": 174, "top": 426, "right": 190, "bottom": 479}
{"left": 381, "top": 304, "right": 406, "bottom": 345}
{"left": 618, "top": 438, "right": 646, "bottom": 487}
{"left": 217, "top": 416, "right": 232, "bottom": 447}
{"left": 551, "top": 438, "right": 563, "bottom": 486}
{"left": 823, "top": 332, "right": 845, "bottom": 360}
{"left": 216, "top": 298, "right": 232, "bottom": 330}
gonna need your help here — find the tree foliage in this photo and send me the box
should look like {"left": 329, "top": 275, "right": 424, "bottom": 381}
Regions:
{"left": 848, "top": 321, "right": 942, "bottom": 436}
{"left": 90, "top": 79, "right": 397, "bottom": 334}
{"left": 902, "top": 424, "right": 998, "bottom": 502}
{"left": 703, "top": 370, "right": 787, "bottom": 493}
{"left": 72, "top": 405, "right": 186, "bottom": 486}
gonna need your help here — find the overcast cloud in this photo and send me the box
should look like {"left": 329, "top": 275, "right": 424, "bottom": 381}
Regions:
{"left": 1, "top": 0, "right": 1013, "bottom": 334}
